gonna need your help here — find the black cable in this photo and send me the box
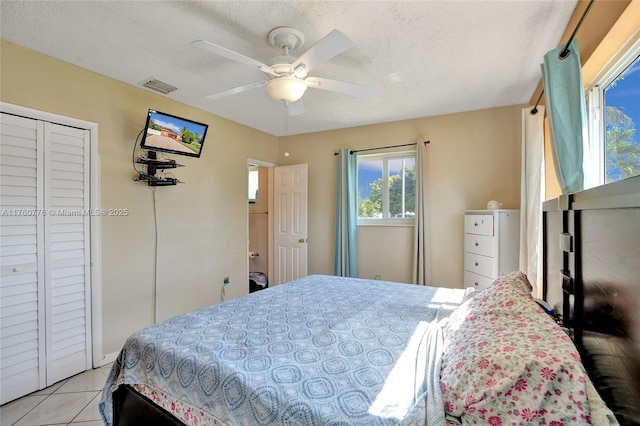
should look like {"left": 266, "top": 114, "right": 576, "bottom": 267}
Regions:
{"left": 132, "top": 128, "right": 145, "bottom": 175}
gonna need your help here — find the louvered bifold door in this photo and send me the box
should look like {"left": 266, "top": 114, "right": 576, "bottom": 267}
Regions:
{"left": 0, "top": 114, "right": 46, "bottom": 404}
{"left": 0, "top": 116, "right": 91, "bottom": 404}
{"left": 43, "top": 122, "right": 91, "bottom": 385}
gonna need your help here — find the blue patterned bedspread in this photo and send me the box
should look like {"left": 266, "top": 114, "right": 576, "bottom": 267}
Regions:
{"left": 99, "top": 275, "right": 468, "bottom": 425}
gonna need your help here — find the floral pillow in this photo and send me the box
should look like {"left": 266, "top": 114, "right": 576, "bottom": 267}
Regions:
{"left": 440, "top": 271, "right": 617, "bottom": 425}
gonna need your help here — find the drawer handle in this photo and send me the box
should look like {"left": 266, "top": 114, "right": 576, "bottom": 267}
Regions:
{"left": 474, "top": 222, "right": 478, "bottom": 227}
{"left": 474, "top": 242, "right": 479, "bottom": 247}
{"left": 13, "top": 267, "right": 20, "bottom": 272}
{"left": 474, "top": 282, "right": 479, "bottom": 286}
{"left": 475, "top": 262, "right": 479, "bottom": 267}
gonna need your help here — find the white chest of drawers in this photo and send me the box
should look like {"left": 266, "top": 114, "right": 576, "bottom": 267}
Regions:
{"left": 464, "top": 210, "right": 520, "bottom": 290}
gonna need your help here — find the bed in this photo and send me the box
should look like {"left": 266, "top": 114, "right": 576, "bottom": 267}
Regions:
{"left": 99, "top": 276, "right": 471, "bottom": 425}
{"left": 99, "top": 177, "right": 639, "bottom": 425}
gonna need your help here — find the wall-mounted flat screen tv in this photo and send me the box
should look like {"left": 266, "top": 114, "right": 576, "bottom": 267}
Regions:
{"left": 140, "top": 109, "right": 208, "bottom": 158}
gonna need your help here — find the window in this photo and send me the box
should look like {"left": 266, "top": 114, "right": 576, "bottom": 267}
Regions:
{"left": 248, "top": 166, "right": 259, "bottom": 203}
{"left": 587, "top": 41, "right": 640, "bottom": 186}
{"left": 357, "top": 152, "right": 416, "bottom": 223}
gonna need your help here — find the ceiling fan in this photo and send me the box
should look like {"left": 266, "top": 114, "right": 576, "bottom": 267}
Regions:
{"left": 192, "top": 27, "right": 375, "bottom": 115}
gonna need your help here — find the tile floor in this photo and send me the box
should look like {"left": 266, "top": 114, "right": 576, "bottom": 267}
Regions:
{"left": 0, "top": 363, "right": 113, "bottom": 426}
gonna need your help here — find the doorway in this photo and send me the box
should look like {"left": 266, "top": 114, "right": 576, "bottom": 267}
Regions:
{"left": 247, "top": 159, "right": 275, "bottom": 294}
{"left": 246, "top": 159, "right": 309, "bottom": 291}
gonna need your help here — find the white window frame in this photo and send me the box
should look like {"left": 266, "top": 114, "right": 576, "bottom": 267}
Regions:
{"left": 357, "top": 151, "right": 416, "bottom": 226}
{"left": 586, "top": 37, "right": 640, "bottom": 188}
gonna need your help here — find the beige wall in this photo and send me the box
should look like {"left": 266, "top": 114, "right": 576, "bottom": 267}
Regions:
{"left": 1, "top": 40, "right": 522, "bottom": 359}
{"left": 1, "top": 40, "right": 280, "bottom": 357}
{"left": 357, "top": 226, "right": 414, "bottom": 283}
{"left": 279, "top": 106, "right": 522, "bottom": 287}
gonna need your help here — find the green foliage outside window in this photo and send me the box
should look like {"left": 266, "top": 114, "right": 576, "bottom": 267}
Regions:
{"left": 605, "top": 106, "right": 640, "bottom": 183}
{"left": 359, "top": 166, "right": 415, "bottom": 219}
{"left": 603, "top": 54, "right": 640, "bottom": 184}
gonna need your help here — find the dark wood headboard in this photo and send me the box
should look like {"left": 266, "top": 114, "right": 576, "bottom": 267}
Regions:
{"left": 542, "top": 175, "right": 640, "bottom": 425}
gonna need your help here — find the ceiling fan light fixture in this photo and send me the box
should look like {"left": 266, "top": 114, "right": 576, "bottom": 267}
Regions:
{"left": 266, "top": 77, "right": 308, "bottom": 102}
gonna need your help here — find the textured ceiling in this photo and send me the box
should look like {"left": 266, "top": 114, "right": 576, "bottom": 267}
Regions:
{"left": 0, "top": 1, "right": 577, "bottom": 136}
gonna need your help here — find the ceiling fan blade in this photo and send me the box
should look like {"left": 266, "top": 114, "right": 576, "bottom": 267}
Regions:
{"left": 206, "top": 81, "right": 266, "bottom": 100}
{"left": 287, "top": 100, "right": 305, "bottom": 116}
{"left": 192, "top": 40, "right": 276, "bottom": 76}
{"left": 292, "top": 30, "right": 353, "bottom": 75}
{"left": 306, "top": 77, "right": 375, "bottom": 98}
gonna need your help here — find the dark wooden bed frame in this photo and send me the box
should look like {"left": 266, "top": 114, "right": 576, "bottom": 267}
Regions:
{"left": 542, "top": 175, "right": 640, "bottom": 425}
{"left": 113, "top": 385, "right": 186, "bottom": 426}
{"left": 112, "top": 175, "right": 640, "bottom": 425}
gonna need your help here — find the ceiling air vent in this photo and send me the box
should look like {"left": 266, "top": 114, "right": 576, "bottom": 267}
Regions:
{"left": 142, "top": 78, "right": 177, "bottom": 95}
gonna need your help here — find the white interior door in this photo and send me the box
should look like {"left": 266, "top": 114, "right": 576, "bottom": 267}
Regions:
{"left": 43, "top": 122, "right": 91, "bottom": 385}
{"left": 0, "top": 114, "right": 46, "bottom": 404}
{"left": 273, "top": 164, "right": 308, "bottom": 285}
{"left": 0, "top": 113, "right": 91, "bottom": 403}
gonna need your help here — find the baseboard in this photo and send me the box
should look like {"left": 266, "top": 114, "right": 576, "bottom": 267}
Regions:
{"left": 95, "top": 351, "right": 119, "bottom": 367}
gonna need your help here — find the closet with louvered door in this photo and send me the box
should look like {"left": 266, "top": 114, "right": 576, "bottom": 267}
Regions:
{"left": 0, "top": 112, "right": 92, "bottom": 404}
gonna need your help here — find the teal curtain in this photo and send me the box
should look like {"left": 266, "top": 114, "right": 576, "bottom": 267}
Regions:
{"left": 542, "top": 39, "right": 587, "bottom": 194}
{"left": 334, "top": 148, "right": 358, "bottom": 277}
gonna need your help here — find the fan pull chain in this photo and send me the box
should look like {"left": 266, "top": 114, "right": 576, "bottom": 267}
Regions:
{"left": 283, "top": 102, "right": 290, "bottom": 157}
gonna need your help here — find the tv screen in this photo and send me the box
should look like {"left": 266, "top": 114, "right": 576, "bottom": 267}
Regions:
{"left": 140, "top": 109, "right": 208, "bottom": 158}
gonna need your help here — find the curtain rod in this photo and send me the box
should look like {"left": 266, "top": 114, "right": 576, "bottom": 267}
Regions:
{"left": 333, "top": 140, "right": 430, "bottom": 156}
{"left": 530, "top": 0, "right": 595, "bottom": 115}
